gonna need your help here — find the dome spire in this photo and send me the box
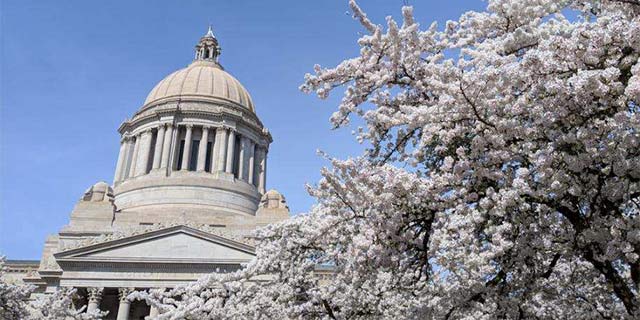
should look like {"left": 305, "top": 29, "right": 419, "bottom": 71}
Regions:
{"left": 206, "top": 25, "right": 216, "bottom": 38}
{"left": 194, "top": 25, "right": 221, "bottom": 62}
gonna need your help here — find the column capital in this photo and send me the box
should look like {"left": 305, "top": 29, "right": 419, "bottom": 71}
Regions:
{"left": 87, "top": 287, "right": 104, "bottom": 302}
{"left": 185, "top": 124, "right": 194, "bottom": 129}
{"left": 118, "top": 287, "right": 135, "bottom": 303}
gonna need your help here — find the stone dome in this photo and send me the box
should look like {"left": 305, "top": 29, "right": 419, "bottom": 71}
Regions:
{"left": 143, "top": 60, "right": 255, "bottom": 112}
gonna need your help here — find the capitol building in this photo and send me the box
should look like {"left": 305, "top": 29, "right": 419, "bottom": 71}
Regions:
{"left": 6, "top": 28, "right": 291, "bottom": 319}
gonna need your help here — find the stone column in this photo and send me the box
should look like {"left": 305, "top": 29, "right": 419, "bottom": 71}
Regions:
{"left": 86, "top": 287, "right": 103, "bottom": 314}
{"left": 152, "top": 124, "right": 166, "bottom": 170}
{"left": 135, "top": 129, "right": 153, "bottom": 176}
{"left": 121, "top": 138, "right": 134, "bottom": 180}
{"left": 116, "top": 288, "right": 134, "bottom": 320}
{"left": 160, "top": 124, "right": 174, "bottom": 169}
{"left": 113, "top": 136, "right": 128, "bottom": 183}
{"left": 253, "top": 147, "right": 262, "bottom": 188}
{"left": 248, "top": 141, "right": 256, "bottom": 185}
{"left": 238, "top": 136, "right": 247, "bottom": 180}
{"left": 212, "top": 127, "right": 227, "bottom": 172}
{"left": 258, "top": 148, "right": 267, "bottom": 194}
{"left": 127, "top": 134, "right": 140, "bottom": 179}
{"left": 181, "top": 124, "right": 193, "bottom": 171}
{"left": 225, "top": 130, "right": 236, "bottom": 174}
{"left": 197, "top": 126, "right": 210, "bottom": 172}
{"left": 149, "top": 306, "right": 160, "bottom": 318}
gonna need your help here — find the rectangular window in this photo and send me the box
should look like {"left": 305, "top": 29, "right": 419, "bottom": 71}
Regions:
{"left": 189, "top": 140, "right": 199, "bottom": 171}
{"left": 146, "top": 130, "right": 157, "bottom": 174}
{"left": 233, "top": 136, "right": 241, "bottom": 178}
{"left": 176, "top": 140, "right": 185, "bottom": 170}
{"left": 251, "top": 144, "right": 259, "bottom": 186}
{"left": 205, "top": 142, "right": 213, "bottom": 172}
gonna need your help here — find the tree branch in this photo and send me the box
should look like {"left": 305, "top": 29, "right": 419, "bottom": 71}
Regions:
{"left": 459, "top": 81, "right": 496, "bottom": 129}
{"left": 322, "top": 299, "right": 337, "bottom": 319}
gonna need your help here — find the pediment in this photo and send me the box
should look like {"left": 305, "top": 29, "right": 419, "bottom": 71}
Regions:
{"left": 55, "top": 225, "right": 255, "bottom": 265}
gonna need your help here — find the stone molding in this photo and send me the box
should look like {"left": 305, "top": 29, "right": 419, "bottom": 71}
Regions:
{"left": 120, "top": 101, "right": 272, "bottom": 143}
{"left": 113, "top": 173, "right": 261, "bottom": 201}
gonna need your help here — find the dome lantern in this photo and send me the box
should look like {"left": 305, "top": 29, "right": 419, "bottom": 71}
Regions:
{"left": 195, "top": 26, "right": 221, "bottom": 62}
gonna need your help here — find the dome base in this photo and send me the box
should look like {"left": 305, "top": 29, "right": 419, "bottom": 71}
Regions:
{"left": 114, "top": 171, "right": 261, "bottom": 217}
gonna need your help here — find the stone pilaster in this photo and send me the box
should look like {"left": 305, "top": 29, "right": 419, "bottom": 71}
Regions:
{"left": 86, "top": 287, "right": 103, "bottom": 313}
{"left": 152, "top": 124, "right": 166, "bottom": 170}
{"left": 160, "top": 124, "right": 174, "bottom": 169}
{"left": 225, "top": 130, "right": 236, "bottom": 174}
{"left": 116, "top": 287, "right": 134, "bottom": 320}
{"left": 212, "top": 127, "right": 227, "bottom": 172}
{"left": 197, "top": 126, "right": 209, "bottom": 172}
{"left": 181, "top": 124, "right": 193, "bottom": 171}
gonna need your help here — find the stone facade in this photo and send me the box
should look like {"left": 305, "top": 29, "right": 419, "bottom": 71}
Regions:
{"left": 12, "top": 27, "right": 291, "bottom": 319}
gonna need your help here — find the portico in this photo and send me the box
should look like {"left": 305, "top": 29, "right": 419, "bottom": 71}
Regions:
{"left": 54, "top": 225, "right": 256, "bottom": 318}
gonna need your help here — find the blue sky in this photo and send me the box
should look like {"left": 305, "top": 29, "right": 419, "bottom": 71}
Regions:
{"left": 0, "top": 0, "right": 485, "bottom": 259}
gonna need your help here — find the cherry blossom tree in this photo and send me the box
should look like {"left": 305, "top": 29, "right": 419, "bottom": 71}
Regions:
{"left": 138, "top": 0, "right": 640, "bottom": 318}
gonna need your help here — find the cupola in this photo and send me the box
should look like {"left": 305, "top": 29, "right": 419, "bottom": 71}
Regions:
{"left": 194, "top": 26, "right": 221, "bottom": 62}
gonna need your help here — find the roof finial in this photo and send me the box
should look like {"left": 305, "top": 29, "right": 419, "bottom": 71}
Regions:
{"left": 206, "top": 25, "right": 216, "bottom": 38}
